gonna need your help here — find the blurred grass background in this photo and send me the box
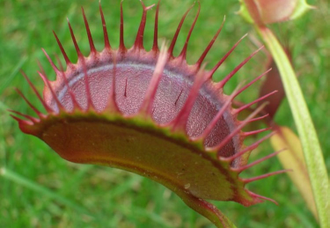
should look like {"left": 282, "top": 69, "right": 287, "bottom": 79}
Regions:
{"left": 0, "top": 0, "right": 328, "bottom": 227}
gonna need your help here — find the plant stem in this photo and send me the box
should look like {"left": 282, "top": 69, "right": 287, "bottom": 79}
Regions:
{"left": 179, "top": 191, "right": 236, "bottom": 228}
{"left": 257, "top": 26, "right": 329, "bottom": 227}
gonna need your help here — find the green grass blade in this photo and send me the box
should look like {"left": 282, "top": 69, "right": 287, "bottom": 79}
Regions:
{"left": 0, "top": 168, "right": 94, "bottom": 218}
{"left": 0, "top": 57, "right": 27, "bottom": 93}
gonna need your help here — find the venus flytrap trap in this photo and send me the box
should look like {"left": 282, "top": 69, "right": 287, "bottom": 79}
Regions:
{"left": 11, "top": 2, "right": 292, "bottom": 227}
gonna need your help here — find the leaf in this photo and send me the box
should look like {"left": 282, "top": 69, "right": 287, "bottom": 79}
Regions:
{"left": 290, "top": 0, "right": 315, "bottom": 20}
{"left": 270, "top": 126, "right": 317, "bottom": 219}
{"left": 259, "top": 27, "right": 329, "bottom": 227}
{"left": 0, "top": 168, "right": 94, "bottom": 217}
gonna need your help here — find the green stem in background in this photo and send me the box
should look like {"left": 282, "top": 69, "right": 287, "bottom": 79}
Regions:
{"left": 257, "top": 26, "right": 329, "bottom": 228}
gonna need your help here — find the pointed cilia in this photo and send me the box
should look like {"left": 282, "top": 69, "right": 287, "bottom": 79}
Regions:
{"left": 11, "top": 2, "right": 287, "bottom": 227}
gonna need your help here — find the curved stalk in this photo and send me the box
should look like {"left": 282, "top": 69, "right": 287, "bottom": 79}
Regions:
{"left": 257, "top": 26, "right": 329, "bottom": 228}
{"left": 179, "top": 191, "right": 236, "bottom": 228}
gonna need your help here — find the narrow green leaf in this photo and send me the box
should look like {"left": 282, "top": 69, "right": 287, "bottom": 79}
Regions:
{"left": 258, "top": 27, "right": 329, "bottom": 227}
{"left": 0, "top": 168, "right": 93, "bottom": 218}
{"left": 0, "top": 57, "right": 27, "bottom": 93}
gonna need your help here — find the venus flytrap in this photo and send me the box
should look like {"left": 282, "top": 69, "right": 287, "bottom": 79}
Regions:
{"left": 11, "top": 1, "right": 319, "bottom": 227}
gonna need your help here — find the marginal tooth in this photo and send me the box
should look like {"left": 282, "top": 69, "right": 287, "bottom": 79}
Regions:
{"left": 53, "top": 31, "right": 71, "bottom": 67}
{"left": 20, "top": 71, "right": 54, "bottom": 114}
{"left": 193, "top": 82, "right": 243, "bottom": 142}
{"left": 242, "top": 127, "right": 272, "bottom": 137}
{"left": 168, "top": 3, "right": 195, "bottom": 57}
{"left": 178, "top": 2, "right": 200, "bottom": 61}
{"left": 196, "top": 15, "right": 226, "bottom": 67}
{"left": 67, "top": 18, "right": 84, "bottom": 60}
{"left": 99, "top": 2, "right": 111, "bottom": 50}
{"left": 37, "top": 71, "right": 64, "bottom": 113}
{"left": 208, "top": 34, "right": 248, "bottom": 81}
{"left": 138, "top": 42, "right": 169, "bottom": 116}
{"left": 216, "top": 45, "right": 264, "bottom": 89}
{"left": 206, "top": 103, "right": 268, "bottom": 154}
{"left": 42, "top": 48, "right": 60, "bottom": 75}
{"left": 220, "top": 129, "right": 276, "bottom": 164}
{"left": 247, "top": 190, "right": 279, "bottom": 205}
{"left": 119, "top": 1, "right": 126, "bottom": 52}
{"left": 15, "top": 88, "right": 44, "bottom": 117}
{"left": 152, "top": 1, "right": 160, "bottom": 52}
{"left": 243, "top": 169, "right": 291, "bottom": 184}
{"left": 81, "top": 7, "right": 97, "bottom": 55}
{"left": 8, "top": 109, "right": 39, "bottom": 123}
{"left": 233, "top": 90, "right": 277, "bottom": 115}
{"left": 233, "top": 149, "right": 286, "bottom": 173}
{"left": 133, "top": 1, "right": 155, "bottom": 50}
